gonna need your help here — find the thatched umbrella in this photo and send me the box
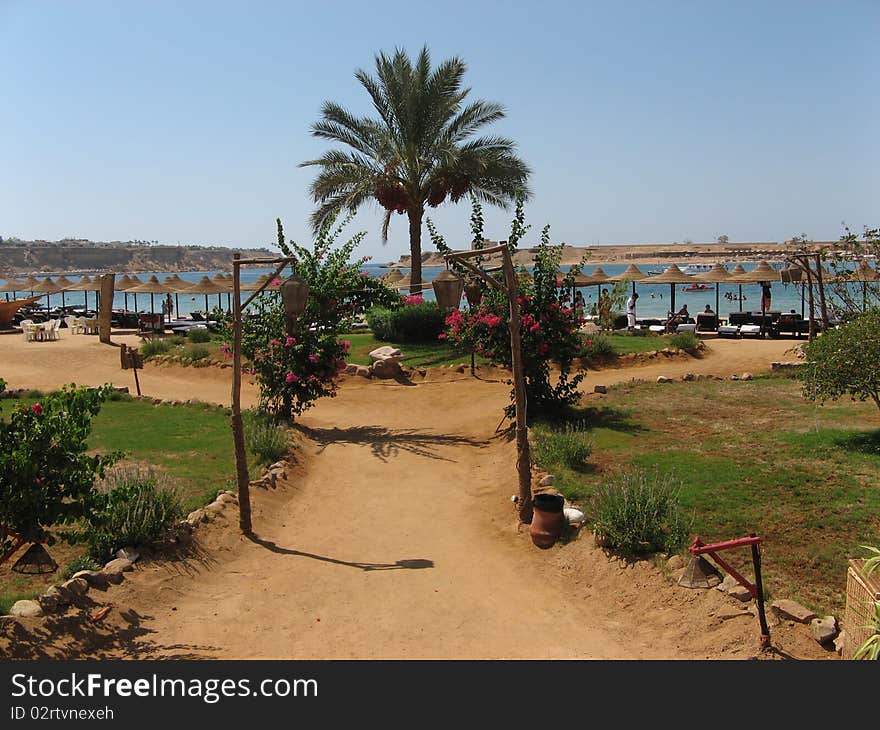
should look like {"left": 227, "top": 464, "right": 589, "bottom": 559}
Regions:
{"left": 0, "top": 277, "right": 25, "bottom": 301}
{"left": 162, "top": 275, "right": 189, "bottom": 317}
{"left": 53, "top": 275, "right": 77, "bottom": 310}
{"left": 610, "top": 263, "right": 647, "bottom": 294}
{"left": 31, "top": 277, "right": 67, "bottom": 312}
{"left": 382, "top": 268, "right": 404, "bottom": 284}
{"left": 212, "top": 272, "right": 233, "bottom": 311}
{"left": 735, "top": 261, "right": 781, "bottom": 331}
{"left": 115, "top": 274, "right": 133, "bottom": 312}
{"left": 726, "top": 264, "right": 750, "bottom": 312}
{"left": 20, "top": 275, "right": 42, "bottom": 298}
{"left": 838, "top": 260, "right": 879, "bottom": 311}
{"left": 647, "top": 264, "right": 693, "bottom": 315}
{"left": 693, "top": 263, "right": 731, "bottom": 317}
{"left": 127, "top": 275, "right": 167, "bottom": 316}
{"left": 125, "top": 275, "right": 144, "bottom": 312}
{"left": 184, "top": 275, "right": 228, "bottom": 314}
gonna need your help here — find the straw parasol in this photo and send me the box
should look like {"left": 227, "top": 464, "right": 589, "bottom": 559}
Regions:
{"left": 611, "top": 263, "right": 647, "bottom": 294}
{"left": 382, "top": 268, "right": 405, "bottom": 284}
{"left": 162, "top": 275, "right": 189, "bottom": 317}
{"left": 68, "top": 275, "right": 103, "bottom": 312}
{"left": 31, "top": 277, "right": 67, "bottom": 313}
{"left": 736, "top": 261, "right": 781, "bottom": 328}
{"left": 20, "top": 275, "right": 42, "bottom": 297}
{"left": 693, "top": 263, "right": 731, "bottom": 316}
{"left": 184, "top": 275, "right": 229, "bottom": 313}
{"left": 127, "top": 275, "right": 167, "bottom": 316}
{"left": 123, "top": 275, "right": 143, "bottom": 312}
{"left": 0, "top": 277, "right": 26, "bottom": 299}
{"left": 53, "top": 275, "right": 77, "bottom": 309}
{"left": 212, "top": 272, "right": 233, "bottom": 311}
{"left": 647, "top": 264, "right": 693, "bottom": 314}
{"left": 838, "top": 260, "right": 879, "bottom": 311}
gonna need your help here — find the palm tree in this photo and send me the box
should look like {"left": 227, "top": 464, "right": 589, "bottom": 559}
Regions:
{"left": 301, "top": 46, "right": 531, "bottom": 292}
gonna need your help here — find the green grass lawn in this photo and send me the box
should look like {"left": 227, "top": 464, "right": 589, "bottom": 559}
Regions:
{"left": 532, "top": 377, "right": 880, "bottom": 614}
{"left": 344, "top": 332, "right": 490, "bottom": 368}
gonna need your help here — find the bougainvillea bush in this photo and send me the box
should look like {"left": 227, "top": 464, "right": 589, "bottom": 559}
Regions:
{"left": 233, "top": 213, "right": 385, "bottom": 420}
{"left": 442, "top": 224, "right": 591, "bottom": 420}
{"left": 0, "top": 381, "right": 120, "bottom": 557}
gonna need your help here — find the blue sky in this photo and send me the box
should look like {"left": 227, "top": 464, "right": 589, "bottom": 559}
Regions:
{"left": 1, "top": 1, "right": 877, "bottom": 261}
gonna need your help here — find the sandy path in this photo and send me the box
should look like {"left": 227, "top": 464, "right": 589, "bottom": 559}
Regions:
{"left": 2, "top": 333, "right": 825, "bottom": 659}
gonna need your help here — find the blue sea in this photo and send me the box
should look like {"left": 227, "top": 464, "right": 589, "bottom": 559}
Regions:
{"left": 3, "top": 262, "right": 868, "bottom": 320}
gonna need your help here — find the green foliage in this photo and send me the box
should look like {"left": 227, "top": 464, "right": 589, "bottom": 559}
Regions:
{"left": 140, "top": 339, "right": 173, "bottom": 358}
{"left": 187, "top": 328, "right": 211, "bottom": 343}
{"left": 584, "top": 334, "right": 614, "bottom": 358}
{"left": 669, "top": 330, "right": 700, "bottom": 350}
{"left": 81, "top": 465, "right": 183, "bottom": 563}
{"left": 61, "top": 554, "right": 101, "bottom": 580}
{"left": 366, "top": 302, "right": 446, "bottom": 343}
{"left": 181, "top": 344, "right": 210, "bottom": 362}
{"left": 244, "top": 410, "right": 290, "bottom": 466}
{"left": 591, "top": 469, "right": 691, "bottom": 555}
{"left": 0, "top": 384, "right": 120, "bottom": 552}
{"left": 802, "top": 309, "right": 880, "bottom": 412}
{"left": 533, "top": 420, "right": 593, "bottom": 471}
{"left": 228, "top": 215, "right": 358, "bottom": 420}
{"left": 443, "top": 198, "right": 587, "bottom": 420}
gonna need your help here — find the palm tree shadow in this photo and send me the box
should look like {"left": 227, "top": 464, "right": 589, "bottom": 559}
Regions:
{"left": 294, "top": 423, "right": 487, "bottom": 462}
{"left": 248, "top": 534, "right": 433, "bottom": 571}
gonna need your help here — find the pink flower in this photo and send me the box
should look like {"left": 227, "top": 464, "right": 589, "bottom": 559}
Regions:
{"left": 269, "top": 339, "right": 281, "bottom": 347}
{"left": 438, "top": 333, "right": 447, "bottom": 340}
{"left": 538, "top": 343, "right": 549, "bottom": 355}
{"left": 308, "top": 354, "right": 319, "bottom": 364}
{"left": 285, "top": 372, "right": 299, "bottom": 383}
{"left": 31, "top": 403, "right": 43, "bottom": 416}
{"left": 404, "top": 294, "right": 424, "bottom": 306}
{"left": 285, "top": 337, "right": 296, "bottom": 346}
{"left": 272, "top": 278, "right": 281, "bottom": 287}
{"left": 530, "top": 322, "right": 541, "bottom": 332}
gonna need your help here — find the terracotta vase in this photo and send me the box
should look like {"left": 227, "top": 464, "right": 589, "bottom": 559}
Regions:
{"left": 529, "top": 493, "right": 565, "bottom": 549}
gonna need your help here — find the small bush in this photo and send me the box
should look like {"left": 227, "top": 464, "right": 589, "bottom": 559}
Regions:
{"left": 591, "top": 469, "right": 691, "bottom": 555}
{"left": 181, "top": 344, "right": 210, "bottom": 362}
{"left": 61, "top": 554, "right": 101, "bottom": 579}
{"left": 187, "top": 328, "right": 211, "bottom": 343}
{"left": 141, "top": 339, "right": 173, "bottom": 358}
{"left": 245, "top": 411, "right": 290, "bottom": 465}
{"left": 534, "top": 420, "right": 593, "bottom": 470}
{"left": 585, "top": 334, "right": 615, "bottom": 358}
{"left": 366, "top": 303, "right": 445, "bottom": 343}
{"left": 83, "top": 465, "right": 183, "bottom": 563}
{"left": 169, "top": 335, "right": 186, "bottom": 347}
{"left": 669, "top": 331, "right": 700, "bottom": 350}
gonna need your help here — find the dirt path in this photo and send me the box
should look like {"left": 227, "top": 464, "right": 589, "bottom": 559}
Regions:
{"left": 1, "top": 335, "right": 827, "bottom": 659}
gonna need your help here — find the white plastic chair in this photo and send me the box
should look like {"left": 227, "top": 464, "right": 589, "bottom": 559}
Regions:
{"left": 43, "top": 319, "right": 61, "bottom": 341}
{"left": 20, "top": 319, "right": 37, "bottom": 342}
{"left": 64, "top": 315, "right": 78, "bottom": 333}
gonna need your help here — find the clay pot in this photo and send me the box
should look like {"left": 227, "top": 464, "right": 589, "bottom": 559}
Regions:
{"left": 529, "top": 493, "right": 565, "bottom": 549}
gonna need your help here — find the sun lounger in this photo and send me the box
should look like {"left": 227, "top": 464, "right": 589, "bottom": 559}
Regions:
{"left": 676, "top": 323, "right": 697, "bottom": 333}
{"left": 717, "top": 325, "right": 740, "bottom": 338}
{"left": 739, "top": 324, "right": 763, "bottom": 337}
{"left": 648, "top": 325, "right": 666, "bottom": 334}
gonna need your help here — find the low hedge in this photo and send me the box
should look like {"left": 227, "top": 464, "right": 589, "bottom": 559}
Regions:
{"left": 366, "top": 303, "right": 445, "bottom": 343}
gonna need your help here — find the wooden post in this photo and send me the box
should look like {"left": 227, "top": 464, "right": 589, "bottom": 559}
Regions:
{"left": 501, "top": 247, "right": 533, "bottom": 524}
{"left": 98, "top": 274, "right": 114, "bottom": 344}
{"left": 231, "top": 254, "right": 253, "bottom": 534}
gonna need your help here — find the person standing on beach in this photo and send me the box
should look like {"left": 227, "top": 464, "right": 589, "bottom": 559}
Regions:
{"left": 626, "top": 292, "right": 638, "bottom": 330}
{"left": 761, "top": 283, "right": 772, "bottom": 312}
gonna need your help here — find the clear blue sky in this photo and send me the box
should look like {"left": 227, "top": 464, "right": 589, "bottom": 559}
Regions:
{"left": 2, "top": 0, "right": 877, "bottom": 261}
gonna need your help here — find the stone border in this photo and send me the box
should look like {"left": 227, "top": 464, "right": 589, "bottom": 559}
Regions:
{"left": 6, "top": 456, "right": 293, "bottom": 621}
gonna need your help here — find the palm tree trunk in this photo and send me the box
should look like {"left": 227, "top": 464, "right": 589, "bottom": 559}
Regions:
{"left": 408, "top": 205, "right": 424, "bottom": 294}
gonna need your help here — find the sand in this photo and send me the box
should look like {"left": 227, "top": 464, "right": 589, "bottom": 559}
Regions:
{"left": 0, "top": 331, "right": 830, "bottom": 660}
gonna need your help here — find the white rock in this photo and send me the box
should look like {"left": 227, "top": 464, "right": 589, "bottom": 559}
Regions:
{"left": 102, "top": 558, "right": 134, "bottom": 576}
{"left": 666, "top": 555, "right": 685, "bottom": 571}
{"left": 369, "top": 346, "right": 402, "bottom": 363}
{"left": 186, "top": 509, "right": 207, "bottom": 527}
{"left": 657, "top": 376, "right": 671, "bottom": 383}
{"left": 810, "top": 615, "right": 838, "bottom": 644}
{"left": 116, "top": 547, "right": 140, "bottom": 563}
{"left": 741, "top": 372, "right": 753, "bottom": 381}
{"left": 60, "top": 578, "right": 89, "bottom": 596}
{"left": 833, "top": 631, "right": 846, "bottom": 654}
{"left": 728, "top": 585, "right": 753, "bottom": 602}
{"left": 563, "top": 507, "right": 585, "bottom": 524}
{"left": 716, "top": 574, "right": 739, "bottom": 592}
{"left": 771, "top": 599, "right": 816, "bottom": 624}
{"left": 10, "top": 600, "right": 43, "bottom": 618}
{"left": 539, "top": 475, "right": 555, "bottom": 487}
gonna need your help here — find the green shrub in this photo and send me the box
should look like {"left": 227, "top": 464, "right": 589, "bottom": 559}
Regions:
{"left": 187, "top": 328, "right": 211, "bottom": 343}
{"left": 534, "top": 420, "right": 593, "bottom": 470}
{"left": 669, "top": 331, "right": 700, "bottom": 350}
{"left": 244, "top": 411, "right": 290, "bottom": 465}
{"left": 141, "top": 339, "right": 173, "bottom": 358}
{"left": 584, "top": 334, "right": 615, "bottom": 358}
{"left": 591, "top": 469, "right": 691, "bottom": 555}
{"left": 82, "top": 465, "right": 183, "bottom": 562}
{"left": 169, "top": 335, "right": 186, "bottom": 347}
{"left": 61, "top": 554, "right": 101, "bottom": 579}
{"left": 181, "top": 344, "right": 210, "bottom": 362}
{"left": 366, "top": 303, "right": 445, "bottom": 343}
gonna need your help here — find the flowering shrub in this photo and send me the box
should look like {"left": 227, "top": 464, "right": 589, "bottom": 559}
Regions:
{"left": 231, "top": 214, "right": 373, "bottom": 420}
{"left": 0, "top": 381, "right": 120, "bottom": 556}
{"left": 443, "top": 221, "right": 590, "bottom": 419}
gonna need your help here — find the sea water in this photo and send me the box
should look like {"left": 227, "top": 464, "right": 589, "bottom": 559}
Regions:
{"left": 5, "top": 262, "right": 868, "bottom": 321}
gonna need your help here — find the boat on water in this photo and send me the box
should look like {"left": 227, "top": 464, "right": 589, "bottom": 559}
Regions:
{"left": 681, "top": 263, "right": 713, "bottom": 275}
{"left": 681, "top": 283, "right": 713, "bottom": 291}
{"left": 646, "top": 268, "right": 664, "bottom": 276}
